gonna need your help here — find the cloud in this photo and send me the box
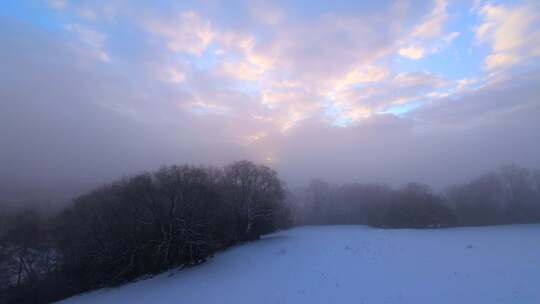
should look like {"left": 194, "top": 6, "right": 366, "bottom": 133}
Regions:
{"left": 248, "top": 1, "right": 285, "bottom": 25}
{"left": 411, "top": 0, "right": 448, "bottom": 39}
{"left": 145, "top": 11, "right": 214, "bottom": 56}
{"left": 484, "top": 53, "right": 520, "bottom": 70}
{"left": 139, "top": 4, "right": 408, "bottom": 131}
{"left": 65, "top": 24, "right": 110, "bottom": 61}
{"left": 163, "top": 67, "right": 187, "bottom": 83}
{"left": 394, "top": 0, "right": 463, "bottom": 61}
{"left": 456, "top": 78, "right": 479, "bottom": 92}
{"left": 394, "top": 71, "right": 447, "bottom": 88}
{"left": 0, "top": 19, "right": 252, "bottom": 186}
{"left": 412, "top": 68, "right": 540, "bottom": 129}
{"left": 331, "top": 66, "right": 389, "bottom": 90}
{"left": 399, "top": 31, "right": 459, "bottom": 60}
{"left": 324, "top": 71, "right": 450, "bottom": 125}
{"left": 220, "top": 61, "right": 264, "bottom": 82}
{"left": 399, "top": 46, "right": 426, "bottom": 59}
{"left": 47, "top": 0, "right": 67, "bottom": 10}
{"left": 266, "top": 68, "right": 540, "bottom": 187}
{"left": 475, "top": 1, "right": 540, "bottom": 70}
{"left": 2, "top": 0, "right": 540, "bottom": 194}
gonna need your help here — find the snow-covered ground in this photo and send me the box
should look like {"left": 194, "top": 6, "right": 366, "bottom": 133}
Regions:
{"left": 57, "top": 225, "right": 540, "bottom": 304}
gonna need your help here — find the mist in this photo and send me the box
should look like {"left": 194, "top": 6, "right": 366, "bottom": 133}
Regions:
{"left": 2, "top": 4, "right": 540, "bottom": 208}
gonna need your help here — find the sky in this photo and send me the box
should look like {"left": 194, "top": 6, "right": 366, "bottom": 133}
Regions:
{"left": 1, "top": 0, "right": 540, "bottom": 196}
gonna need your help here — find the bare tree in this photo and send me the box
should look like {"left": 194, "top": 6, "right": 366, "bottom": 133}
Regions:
{"left": 222, "top": 161, "right": 286, "bottom": 241}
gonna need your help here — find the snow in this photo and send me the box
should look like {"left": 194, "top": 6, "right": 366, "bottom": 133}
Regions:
{"left": 57, "top": 224, "right": 540, "bottom": 304}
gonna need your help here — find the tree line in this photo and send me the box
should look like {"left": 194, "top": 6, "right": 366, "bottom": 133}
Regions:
{"left": 1, "top": 163, "right": 540, "bottom": 303}
{"left": 0, "top": 161, "right": 290, "bottom": 304}
{"left": 293, "top": 164, "right": 540, "bottom": 228}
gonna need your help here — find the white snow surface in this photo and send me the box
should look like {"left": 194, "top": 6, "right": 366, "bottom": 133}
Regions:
{"left": 57, "top": 225, "right": 540, "bottom": 304}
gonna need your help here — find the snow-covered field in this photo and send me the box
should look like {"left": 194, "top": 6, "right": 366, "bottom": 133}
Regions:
{"left": 57, "top": 225, "right": 540, "bottom": 304}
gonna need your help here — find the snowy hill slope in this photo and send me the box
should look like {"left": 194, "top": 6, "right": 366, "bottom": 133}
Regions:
{"left": 57, "top": 225, "right": 540, "bottom": 304}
